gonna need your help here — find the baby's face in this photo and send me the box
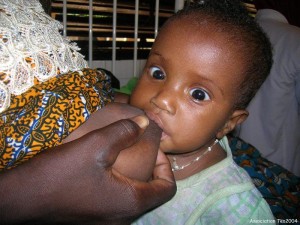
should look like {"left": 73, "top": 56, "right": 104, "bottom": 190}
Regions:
{"left": 130, "top": 18, "right": 244, "bottom": 154}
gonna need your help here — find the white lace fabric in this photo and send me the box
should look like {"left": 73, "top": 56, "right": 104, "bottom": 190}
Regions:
{"left": 0, "top": 0, "right": 88, "bottom": 113}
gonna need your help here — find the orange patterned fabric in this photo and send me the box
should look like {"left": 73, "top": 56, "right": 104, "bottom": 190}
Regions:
{"left": 0, "top": 68, "right": 113, "bottom": 171}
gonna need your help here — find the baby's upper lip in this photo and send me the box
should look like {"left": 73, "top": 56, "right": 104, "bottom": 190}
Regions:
{"left": 145, "top": 111, "right": 164, "bottom": 131}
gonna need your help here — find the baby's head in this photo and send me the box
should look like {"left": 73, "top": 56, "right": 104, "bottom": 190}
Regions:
{"left": 170, "top": 0, "right": 273, "bottom": 110}
{"left": 130, "top": 0, "right": 272, "bottom": 154}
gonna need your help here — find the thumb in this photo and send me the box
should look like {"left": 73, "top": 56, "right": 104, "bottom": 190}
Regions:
{"left": 96, "top": 115, "right": 149, "bottom": 168}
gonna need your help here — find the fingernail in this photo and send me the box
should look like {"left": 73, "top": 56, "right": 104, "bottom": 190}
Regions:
{"left": 131, "top": 115, "right": 149, "bottom": 129}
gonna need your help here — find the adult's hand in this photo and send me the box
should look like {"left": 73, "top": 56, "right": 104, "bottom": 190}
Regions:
{"left": 0, "top": 105, "right": 176, "bottom": 225}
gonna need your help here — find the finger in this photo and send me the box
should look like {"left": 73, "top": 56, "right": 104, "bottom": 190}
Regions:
{"left": 153, "top": 149, "right": 175, "bottom": 184}
{"left": 132, "top": 150, "right": 176, "bottom": 212}
{"left": 146, "top": 149, "right": 176, "bottom": 206}
{"left": 145, "top": 177, "right": 177, "bottom": 210}
{"left": 131, "top": 177, "right": 176, "bottom": 215}
{"left": 96, "top": 116, "right": 149, "bottom": 168}
{"left": 112, "top": 118, "right": 163, "bottom": 181}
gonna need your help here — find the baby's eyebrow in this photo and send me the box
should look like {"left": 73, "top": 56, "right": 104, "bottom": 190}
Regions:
{"left": 148, "top": 50, "right": 169, "bottom": 65}
{"left": 196, "top": 74, "right": 225, "bottom": 97}
{"left": 149, "top": 50, "right": 162, "bottom": 57}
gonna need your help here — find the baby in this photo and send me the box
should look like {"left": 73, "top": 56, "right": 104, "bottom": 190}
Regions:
{"left": 130, "top": 0, "right": 275, "bottom": 224}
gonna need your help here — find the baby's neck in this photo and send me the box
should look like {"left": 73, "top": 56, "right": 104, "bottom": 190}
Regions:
{"left": 168, "top": 144, "right": 227, "bottom": 181}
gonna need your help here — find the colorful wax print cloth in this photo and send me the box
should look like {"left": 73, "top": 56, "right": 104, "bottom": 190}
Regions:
{"left": 229, "top": 136, "right": 300, "bottom": 221}
{"left": 0, "top": 68, "right": 113, "bottom": 171}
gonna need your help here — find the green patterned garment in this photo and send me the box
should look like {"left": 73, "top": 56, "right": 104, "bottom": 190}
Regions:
{"left": 132, "top": 136, "right": 275, "bottom": 225}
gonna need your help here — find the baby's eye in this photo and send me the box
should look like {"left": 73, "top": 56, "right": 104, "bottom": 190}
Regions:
{"left": 189, "top": 88, "right": 210, "bottom": 101}
{"left": 149, "top": 66, "right": 165, "bottom": 80}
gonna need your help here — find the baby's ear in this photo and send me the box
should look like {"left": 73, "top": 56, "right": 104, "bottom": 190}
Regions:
{"left": 216, "top": 110, "right": 248, "bottom": 139}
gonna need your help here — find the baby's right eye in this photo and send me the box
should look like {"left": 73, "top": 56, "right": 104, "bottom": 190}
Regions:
{"left": 149, "top": 66, "right": 165, "bottom": 80}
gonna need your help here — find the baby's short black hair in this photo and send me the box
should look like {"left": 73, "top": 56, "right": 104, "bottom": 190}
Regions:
{"left": 164, "top": 0, "right": 273, "bottom": 109}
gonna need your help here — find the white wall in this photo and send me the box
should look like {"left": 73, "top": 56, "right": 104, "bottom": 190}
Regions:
{"left": 91, "top": 60, "right": 146, "bottom": 87}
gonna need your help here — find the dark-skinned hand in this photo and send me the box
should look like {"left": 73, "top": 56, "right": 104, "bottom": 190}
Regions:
{"left": 0, "top": 103, "right": 176, "bottom": 225}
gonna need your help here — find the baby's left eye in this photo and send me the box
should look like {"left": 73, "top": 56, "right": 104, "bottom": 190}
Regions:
{"left": 149, "top": 66, "right": 165, "bottom": 80}
{"left": 189, "top": 88, "right": 210, "bottom": 101}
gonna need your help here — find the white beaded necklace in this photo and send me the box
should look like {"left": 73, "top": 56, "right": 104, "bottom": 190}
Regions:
{"left": 171, "top": 139, "right": 219, "bottom": 172}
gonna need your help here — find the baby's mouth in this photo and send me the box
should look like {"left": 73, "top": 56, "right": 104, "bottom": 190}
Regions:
{"left": 145, "top": 111, "right": 168, "bottom": 140}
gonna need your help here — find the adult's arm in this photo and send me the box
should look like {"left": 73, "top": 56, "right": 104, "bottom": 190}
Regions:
{"left": 0, "top": 110, "right": 176, "bottom": 224}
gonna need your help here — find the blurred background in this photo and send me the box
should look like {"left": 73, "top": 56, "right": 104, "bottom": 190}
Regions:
{"left": 43, "top": 0, "right": 256, "bottom": 86}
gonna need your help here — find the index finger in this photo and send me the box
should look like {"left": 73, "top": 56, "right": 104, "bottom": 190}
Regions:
{"left": 153, "top": 149, "right": 175, "bottom": 183}
{"left": 96, "top": 116, "right": 148, "bottom": 168}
